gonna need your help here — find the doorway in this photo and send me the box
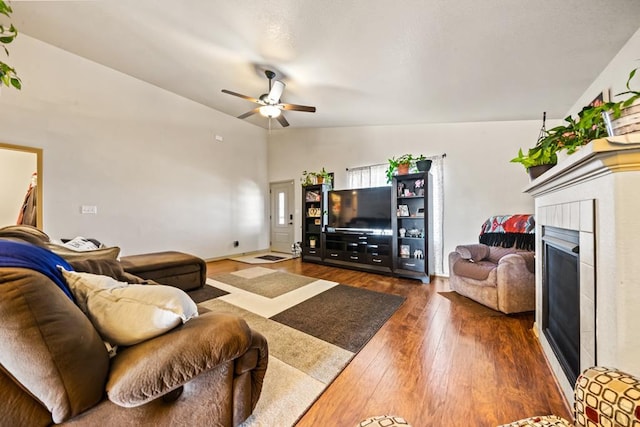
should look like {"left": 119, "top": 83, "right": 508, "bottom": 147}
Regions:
{"left": 0, "top": 143, "right": 43, "bottom": 229}
{"left": 269, "top": 180, "right": 295, "bottom": 253}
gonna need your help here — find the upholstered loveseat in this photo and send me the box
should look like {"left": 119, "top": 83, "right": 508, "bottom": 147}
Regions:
{"left": 0, "top": 232, "right": 268, "bottom": 426}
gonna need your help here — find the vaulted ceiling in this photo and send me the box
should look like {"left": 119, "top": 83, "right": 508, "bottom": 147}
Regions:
{"left": 9, "top": 0, "right": 640, "bottom": 129}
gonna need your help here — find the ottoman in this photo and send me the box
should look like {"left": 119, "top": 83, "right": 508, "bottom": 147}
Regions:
{"left": 120, "top": 251, "right": 206, "bottom": 291}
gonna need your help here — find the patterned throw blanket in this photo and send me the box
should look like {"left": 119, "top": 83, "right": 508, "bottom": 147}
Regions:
{"left": 479, "top": 214, "right": 535, "bottom": 250}
{"left": 0, "top": 240, "right": 74, "bottom": 300}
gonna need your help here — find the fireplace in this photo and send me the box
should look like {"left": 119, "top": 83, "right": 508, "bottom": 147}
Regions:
{"left": 524, "top": 138, "right": 640, "bottom": 403}
{"left": 542, "top": 226, "right": 580, "bottom": 385}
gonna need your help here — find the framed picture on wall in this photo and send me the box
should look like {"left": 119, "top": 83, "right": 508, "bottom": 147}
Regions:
{"left": 588, "top": 89, "right": 610, "bottom": 108}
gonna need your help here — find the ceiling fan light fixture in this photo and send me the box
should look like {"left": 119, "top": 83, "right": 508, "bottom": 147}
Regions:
{"left": 259, "top": 105, "right": 281, "bottom": 118}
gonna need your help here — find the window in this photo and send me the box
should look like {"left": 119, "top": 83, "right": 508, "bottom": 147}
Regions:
{"left": 278, "top": 192, "right": 286, "bottom": 225}
{"left": 346, "top": 163, "right": 388, "bottom": 189}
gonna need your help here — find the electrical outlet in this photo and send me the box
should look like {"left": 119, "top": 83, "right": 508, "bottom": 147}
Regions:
{"left": 81, "top": 205, "right": 98, "bottom": 214}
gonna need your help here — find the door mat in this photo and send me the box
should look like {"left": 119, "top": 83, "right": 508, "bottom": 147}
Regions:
{"left": 256, "top": 255, "right": 286, "bottom": 261}
{"left": 230, "top": 252, "right": 294, "bottom": 264}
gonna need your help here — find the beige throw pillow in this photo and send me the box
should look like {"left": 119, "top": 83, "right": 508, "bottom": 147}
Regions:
{"left": 60, "top": 269, "right": 198, "bottom": 346}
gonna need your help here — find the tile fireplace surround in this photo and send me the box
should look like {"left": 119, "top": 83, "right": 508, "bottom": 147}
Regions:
{"left": 524, "top": 137, "right": 640, "bottom": 402}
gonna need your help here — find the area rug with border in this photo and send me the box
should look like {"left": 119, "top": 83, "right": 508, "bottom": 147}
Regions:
{"left": 193, "top": 266, "right": 405, "bottom": 427}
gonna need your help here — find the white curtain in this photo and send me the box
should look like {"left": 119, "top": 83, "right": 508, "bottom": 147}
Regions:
{"left": 346, "top": 154, "right": 446, "bottom": 275}
{"left": 427, "top": 155, "right": 445, "bottom": 275}
{"left": 347, "top": 163, "right": 388, "bottom": 189}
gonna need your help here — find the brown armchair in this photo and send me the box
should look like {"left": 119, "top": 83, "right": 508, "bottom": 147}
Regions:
{"left": 448, "top": 215, "right": 536, "bottom": 314}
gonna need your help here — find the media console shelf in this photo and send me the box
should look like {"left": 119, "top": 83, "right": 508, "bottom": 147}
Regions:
{"left": 392, "top": 171, "right": 431, "bottom": 283}
{"left": 300, "top": 175, "right": 432, "bottom": 283}
{"left": 323, "top": 231, "right": 393, "bottom": 274}
{"left": 301, "top": 184, "right": 328, "bottom": 262}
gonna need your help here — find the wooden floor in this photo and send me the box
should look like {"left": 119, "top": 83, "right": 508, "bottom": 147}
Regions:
{"left": 206, "top": 258, "right": 572, "bottom": 427}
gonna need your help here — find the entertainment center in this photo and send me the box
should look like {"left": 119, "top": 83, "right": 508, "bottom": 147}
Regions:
{"left": 301, "top": 171, "right": 431, "bottom": 283}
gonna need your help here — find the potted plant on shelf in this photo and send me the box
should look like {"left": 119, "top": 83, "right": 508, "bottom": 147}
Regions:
{"left": 314, "top": 167, "right": 332, "bottom": 186}
{"left": 308, "top": 235, "right": 317, "bottom": 248}
{"left": 415, "top": 155, "right": 432, "bottom": 172}
{"left": 300, "top": 168, "right": 332, "bottom": 187}
{"left": 386, "top": 154, "right": 430, "bottom": 183}
{"left": 603, "top": 66, "right": 640, "bottom": 140}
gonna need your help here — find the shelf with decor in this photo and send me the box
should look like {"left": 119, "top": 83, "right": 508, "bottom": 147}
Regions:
{"left": 301, "top": 184, "right": 328, "bottom": 262}
{"left": 391, "top": 172, "right": 431, "bottom": 283}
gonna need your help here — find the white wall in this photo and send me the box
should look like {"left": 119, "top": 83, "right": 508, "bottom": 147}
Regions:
{"left": 267, "top": 121, "right": 539, "bottom": 273}
{"left": 567, "top": 27, "right": 640, "bottom": 116}
{"left": 0, "top": 35, "right": 269, "bottom": 258}
{"left": 0, "top": 148, "right": 37, "bottom": 227}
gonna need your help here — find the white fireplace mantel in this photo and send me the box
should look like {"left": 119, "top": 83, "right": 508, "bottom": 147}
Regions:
{"left": 524, "top": 136, "right": 640, "bottom": 402}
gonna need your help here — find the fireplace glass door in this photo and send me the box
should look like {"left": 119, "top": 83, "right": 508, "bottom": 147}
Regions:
{"left": 542, "top": 227, "right": 580, "bottom": 385}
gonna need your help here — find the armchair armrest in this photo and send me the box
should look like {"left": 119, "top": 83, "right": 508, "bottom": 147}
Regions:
{"left": 107, "top": 312, "right": 253, "bottom": 407}
{"left": 496, "top": 253, "right": 535, "bottom": 314}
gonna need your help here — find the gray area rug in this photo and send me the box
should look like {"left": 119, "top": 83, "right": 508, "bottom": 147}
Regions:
{"left": 187, "top": 284, "right": 228, "bottom": 304}
{"left": 271, "top": 284, "right": 406, "bottom": 353}
{"left": 197, "top": 267, "right": 405, "bottom": 427}
{"left": 211, "top": 270, "right": 315, "bottom": 298}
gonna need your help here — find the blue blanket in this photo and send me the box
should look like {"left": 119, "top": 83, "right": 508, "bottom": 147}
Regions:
{"left": 0, "top": 240, "right": 74, "bottom": 300}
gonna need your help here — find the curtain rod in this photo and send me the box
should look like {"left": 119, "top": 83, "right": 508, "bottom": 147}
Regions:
{"left": 346, "top": 153, "right": 446, "bottom": 171}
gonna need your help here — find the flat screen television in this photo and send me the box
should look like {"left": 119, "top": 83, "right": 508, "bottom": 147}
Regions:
{"left": 327, "top": 186, "right": 392, "bottom": 232}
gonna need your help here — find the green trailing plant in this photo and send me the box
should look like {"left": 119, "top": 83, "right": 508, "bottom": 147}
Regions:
{"left": 385, "top": 154, "right": 426, "bottom": 183}
{"left": 0, "top": 0, "right": 21, "bottom": 89}
{"left": 512, "top": 65, "right": 640, "bottom": 171}
{"left": 300, "top": 168, "right": 332, "bottom": 187}
{"left": 615, "top": 66, "right": 640, "bottom": 108}
{"left": 510, "top": 145, "right": 557, "bottom": 170}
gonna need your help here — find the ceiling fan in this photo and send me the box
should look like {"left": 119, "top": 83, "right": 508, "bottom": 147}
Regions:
{"left": 221, "top": 70, "right": 316, "bottom": 128}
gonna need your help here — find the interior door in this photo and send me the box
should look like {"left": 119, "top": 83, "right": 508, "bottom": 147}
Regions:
{"left": 0, "top": 143, "right": 43, "bottom": 229}
{"left": 270, "top": 180, "right": 295, "bottom": 253}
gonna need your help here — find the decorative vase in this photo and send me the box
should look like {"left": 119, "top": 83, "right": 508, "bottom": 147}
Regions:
{"left": 528, "top": 164, "right": 555, "bottom": 180}
{"left": 316, "top": 176, "right": 324, "bottom": 184}
{"left": 416, "top": 159, "right": 432, "bottom": 172}
{"left": 397, "top": 163, "right": 410, "bottom": 175}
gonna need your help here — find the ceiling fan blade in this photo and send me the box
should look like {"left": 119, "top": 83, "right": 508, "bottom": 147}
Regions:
{"left": 267, "top": 80, "right": 285, "bottom": 104}
{"left": 221, "top": 89, "right": 260, "bottom": 104}
{"left": 238, "top": 108, "right": 261, "bottom": 119}
{"left": 281, "top": 103, "right": 316, "bottom": 113}
{"left": 276, "top": 114, "right": 290, "bottom": 127}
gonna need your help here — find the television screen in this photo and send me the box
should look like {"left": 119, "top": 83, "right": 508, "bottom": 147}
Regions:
{"left": 328, "top": 187, "right": 392, "bottom": 231}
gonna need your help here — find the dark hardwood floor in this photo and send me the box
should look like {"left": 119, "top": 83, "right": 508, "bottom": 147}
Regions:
{"left": 206, "top": 258, "right": 572, "bottom": 427}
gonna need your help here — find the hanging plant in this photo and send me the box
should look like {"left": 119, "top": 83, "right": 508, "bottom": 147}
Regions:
{"left": 0, "top": 0, "right": 22, "bottom": 89}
